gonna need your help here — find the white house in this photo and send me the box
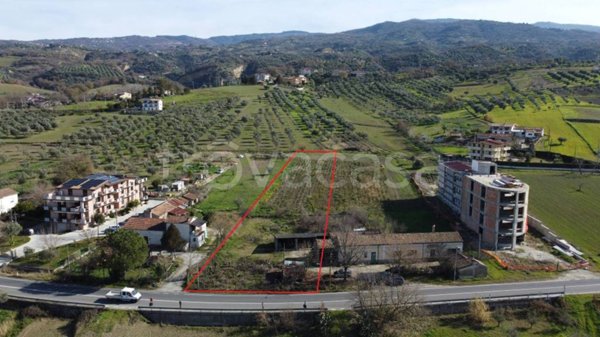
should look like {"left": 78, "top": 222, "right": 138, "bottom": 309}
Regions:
{"left": 117, "top": 92, "right": 132, "bottom": 101}
{"left": 122, "top": 216, "right": 207, "bottom": 250}
{"left": 171, "top": 181, "right": 185, "bottom": 192}
{"left": 0, "top": 188, "right": 18, "bottom": 214}
{"left": 141, "top": 98, "right": 163, "bottom": 112}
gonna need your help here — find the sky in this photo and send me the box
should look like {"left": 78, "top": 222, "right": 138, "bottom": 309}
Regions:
{"left": 1, "top": 0, "right": 600, "bottom": 40}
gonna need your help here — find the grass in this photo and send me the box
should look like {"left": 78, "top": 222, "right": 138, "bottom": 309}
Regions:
{"left": 411, "top": 109, "right": 487, "bottom": 139}
{"left": 196, "top": 156, "right": 286, "bottom": 213}
{"left": 0, "top": 56, "right": 19, "bottom": 67}
{"left": 0, "top": 236, "right": 30, "bottom": 254}
{"left": 15, "top": 114, "right": 90, "bottom": 143}
{"left": 319, "top": 97, "right": 409, "bottom": 152}
{"left": 54, "top": 100, "right": 112, "bottom": 111}
{"left": 487, "top": 102, "right": 598, "bottom": 160}
{"left": 432, "top": 145, "right": 468, "bottom": 156}
{"left": 0, "top": 83, "right": 54, "bottom": 97}
{"left": 450, "top": 81, "right": 509, "bottom": 98}
{"left": 11, "top": 239, "right": 93, "bottom": 270}
{"left": 569, "top": 122, "right": 600, "bottom": 154}
{"left": 506, "top": 169, "right": 600, "bottom": 261}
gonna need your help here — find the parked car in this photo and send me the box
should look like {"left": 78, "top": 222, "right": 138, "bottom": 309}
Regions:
{"left": 333, "top": 268, "right": 352, "bottom": 279}
{"left": 104, "top": 225, "right": 120, "bottom": 234}
{"left": 382, "top": 271, "right": 405, "bottom": 286}
{"left": 105, "top": 287, "right": 142, "bottom": 302}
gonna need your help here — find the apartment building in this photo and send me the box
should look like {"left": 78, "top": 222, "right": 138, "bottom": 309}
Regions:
{"left": 467, "top": 139, "right": 512, "bottom": 162}
{"left": 141, "top": 98, "right": 163, "bottom": 112}
{"left": 438, "top": 159, "right": 529, "bottom": 250}
{"left": 44, "top": 174, "right": 147, "bottom": 232}
{"left": 437, "top": 160, "right": 474, "bottom": 214}
{"left": 461, "top": 172, "right": 529, "bottom": 250}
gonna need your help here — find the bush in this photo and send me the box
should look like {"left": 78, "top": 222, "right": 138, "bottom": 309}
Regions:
{"left": 468, "top": 298, "right": 492, "bottom": 327}
{"left": 20, "top": 305, "right": 47, "bottom": 318}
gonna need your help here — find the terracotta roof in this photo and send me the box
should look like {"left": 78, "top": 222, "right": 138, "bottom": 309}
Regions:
{"left": 0, "top": 188, "right": 18, "bottom": 199}
{"left": 443, "top": 161, "right": 472, "bottom": 172}
{"left": 150, "top": 201, "right": 178, "bottom": 217}
{"left": 167, "top": 198, "right": 187, "bottom": 207}
{"left": 332, "top": 231, "right": 463, "bottom": 247}
{"left": 182, "top": 192, "right": 199, "bottom": 201}
{"left": 168, "top": 207, "right": 188, "bottom": 216}
{"left": 166, "top": 216, "right": 190, "bottom": 224}
{"left": 123, "top": 217, "right": 166, "bottom": 231}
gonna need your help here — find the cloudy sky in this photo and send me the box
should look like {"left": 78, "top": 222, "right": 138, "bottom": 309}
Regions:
{"left": 1, "top": 0, "right": 599, "bottom": 40}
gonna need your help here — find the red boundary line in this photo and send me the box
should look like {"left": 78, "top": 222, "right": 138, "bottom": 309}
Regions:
{"left": 184, "top": 149, "right": 338, "bottom": 294}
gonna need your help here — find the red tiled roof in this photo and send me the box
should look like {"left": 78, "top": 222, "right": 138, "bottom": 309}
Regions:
{"left": 0, "top": 188, "right": 18, "bottom": 199}
{"left": 150, "top": 201, "right": 178, "bottom": 217}
{"left": 168, "top": 207, "right": 188, "bottom": 216}
{"left": 168, "top": 198, "right": 187, "bottom": 207}
{"left": 123, "top": 217, "right": 166, "bottom": 231}
{"left": 443, "top": 161, "right": 472, "bottom": 172}
{"left": 166, "top": 216, "right": 190, "bottom": 224}
{"left": 182, "top": 193, "right": 199, "bottom": 201}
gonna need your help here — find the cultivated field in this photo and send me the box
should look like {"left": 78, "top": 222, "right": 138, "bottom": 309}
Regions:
{"left": 507, "top": 169, "right": 600, "bottom": 261}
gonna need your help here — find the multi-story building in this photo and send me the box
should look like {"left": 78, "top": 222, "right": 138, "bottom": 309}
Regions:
{"left": 438, "top": 159, "right": 529, "bottom": 250}
{"left": 467, "top": 139, "right": 512, "bottom": 162}
{"left": 44, "top": 174, "right": 147, "bottom": 232}
{"left": 461, "top": 172, "right": 529, "bottom": 250}
{"left": 141, "top": 98, "right": 163, "bottom": 112}
{"left": 437, "top": 160, "right": 473, "bottom": 214}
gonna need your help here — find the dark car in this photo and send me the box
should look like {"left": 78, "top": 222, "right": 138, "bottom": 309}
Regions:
{"left": 333, "top": 268, "right": 352, "bottom": 279}
{"left": 382, "top": 271, "right": 405, "bottom": 286}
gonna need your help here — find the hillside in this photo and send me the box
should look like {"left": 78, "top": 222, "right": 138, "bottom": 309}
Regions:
{"left": 1, "top": 19, "right": 600, "bottom": 100}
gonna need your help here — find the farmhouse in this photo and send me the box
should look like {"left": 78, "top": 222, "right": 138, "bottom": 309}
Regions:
{"left": 44, "top": 174, "right": 147, "bottom": 232}
{"left": 0, "top": 188, "right": 18, "bottom": 214}
{"left": 489, "top": 123, "right": 544, "bottom": 141}
{"left": 141, "top": 98, "right": 163, "bottom": 112}
{"left": 331, "top": 232, "right": 464, "bottom": 264}
{"left": 255, "top": 73, "right": 271, "bottom": 84}
{"left": 171, "top": 180, "right": 185, "bottom": 192}
{"left": 274, "top": 233, "right": 326, "bottom": 251}
{"left": 123, "top": 216, "right": 207, "bottom": 250}
{"left": 117, "top": 92, "right": 132, "bottom": 101}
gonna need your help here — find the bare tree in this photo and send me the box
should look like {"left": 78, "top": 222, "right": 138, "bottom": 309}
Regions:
{"left": 355, "top": 283, "right": 430, "bottom": 337}
{"left": 209, "top": 212, "right": 239, "bottom": 244}
{"left": 332, "top": 227, "right": 364, "bottom": 282}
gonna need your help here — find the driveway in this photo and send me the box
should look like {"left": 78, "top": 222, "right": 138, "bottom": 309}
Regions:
{"left": 5, "top": 199, "right": 164, "bottom": 259}
{"left": 159, "top": 252, "right": 206, "bottom": 292}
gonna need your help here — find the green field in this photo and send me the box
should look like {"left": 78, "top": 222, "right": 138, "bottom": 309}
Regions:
{"left": 507, "top": 170, "right": 600, "bottom": 261}
{"left": 450, "top": 81, "right": 509, "bottom": 98}
{"left": 54, "top": 100, "right": 112, "bottom": 111}
{"left": 320, "top": 97, "right": 410, "bottom": 152}
{"left": 487, "top": 103, "right": 597, "bottom": 160}
{"left": 0, "top": 83, "right": 54, "bottom": 97}
{"left": 0, "top": 56, "right": 19, "bottom": 67}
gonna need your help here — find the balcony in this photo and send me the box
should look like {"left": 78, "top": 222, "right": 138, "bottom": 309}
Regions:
{"left": 45, "top": 193, "right": 93, "bottom": 202}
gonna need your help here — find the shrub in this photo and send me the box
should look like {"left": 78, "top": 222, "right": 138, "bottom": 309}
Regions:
{"left": 468, "top": 298, "right": 492, "bottom": 327}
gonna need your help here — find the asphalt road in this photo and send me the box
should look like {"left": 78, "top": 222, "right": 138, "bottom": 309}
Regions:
{"left": 1, "top": 276, "right": 599, "bottom": 311}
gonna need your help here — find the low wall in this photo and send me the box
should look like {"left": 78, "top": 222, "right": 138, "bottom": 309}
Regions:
{"left": 139, "top": 307, "right": 321, "bottom": 326}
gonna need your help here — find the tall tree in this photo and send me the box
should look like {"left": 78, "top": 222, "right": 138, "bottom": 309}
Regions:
{"left": 162, "top": 225, "right": 186, "bottom": 252}
{"left": 101, "top": 230, "right": 148, "bottom": 280}
{"left": 0, "top": 221, "right": 22, "bottom": 246}
{"left": 54, "top": 154, "right": 94, "bottom": 184}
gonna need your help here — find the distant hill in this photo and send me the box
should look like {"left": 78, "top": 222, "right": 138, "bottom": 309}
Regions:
{"left": 208, "top": 31, "right": 313, "bottom": 45}
{"left": 28, "top": 31, "right": 315, "bottom": 51}
{"left": 535, "top": 22, "right": 600, "bottom": 33}
{"left": 2, "top": 19, "right": 600, "bottom": 95}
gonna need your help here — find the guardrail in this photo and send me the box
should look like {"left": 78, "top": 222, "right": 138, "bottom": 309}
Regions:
{"left": 7, "top": 294, "right": 105, "bottom": 310}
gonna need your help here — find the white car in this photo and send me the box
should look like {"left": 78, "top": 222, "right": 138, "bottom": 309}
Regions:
{"left": 105, "top": 287, "right": 142, "bottom": 302}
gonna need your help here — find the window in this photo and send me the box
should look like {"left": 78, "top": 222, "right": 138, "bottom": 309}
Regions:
{"left": 470, "top": 180, "right": 475, "bottom": 191}
{"left": 469, "top": 193, "right": 474, "bottom": 204}
{"left": 480, "top": 186, "right": 486, "bottom": 198}
{"left": 480, "top": 199, "right": 485, "bottom": 210}
{"left": 469, "top": 206, "right": 473, "bottom": 217}
{"left": 479, "top": 213, "right": 484, "bottom": 225}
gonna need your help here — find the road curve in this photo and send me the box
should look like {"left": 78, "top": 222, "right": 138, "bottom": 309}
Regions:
{"left": 1, "top": 276, "right": 599, "bottom": 311}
